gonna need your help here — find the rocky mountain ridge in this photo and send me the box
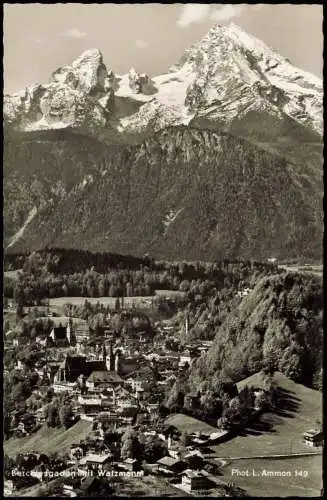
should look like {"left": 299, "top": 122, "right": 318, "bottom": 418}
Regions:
{"left": 4, "top": 24, "right": 323, "bottom": 165}
{"left": 4, "top": 23, "right": 323, "bottom": 261}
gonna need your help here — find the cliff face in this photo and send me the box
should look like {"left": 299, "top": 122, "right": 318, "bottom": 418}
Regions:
{"left": 4, "top": 127, "right": 322, "bottom": 261}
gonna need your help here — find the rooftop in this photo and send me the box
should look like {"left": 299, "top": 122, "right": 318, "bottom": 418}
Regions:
{"left": 183, "top": 469, "right": 203, "bottom": 478}
{"left": 81, "top": 453, "right": 111, "bottom": 464}
{"left": 303, "top": 429, "right": 323, "bottom": 438}
{"left": 157, "top": 456, "right": 181, "bottom": 467}
{"left": 208, "top": 430, "right": 230, "bottom": 440}
{"left": 87, "top": 370, "right": 123, "bottom": 384}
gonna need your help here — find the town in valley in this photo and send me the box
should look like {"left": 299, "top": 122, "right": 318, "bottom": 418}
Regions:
{"left": 3, "top": 4, "right": 323, "bottom": 498}
{"left": 3, "top": 250, "right": 323, "bottom": 497}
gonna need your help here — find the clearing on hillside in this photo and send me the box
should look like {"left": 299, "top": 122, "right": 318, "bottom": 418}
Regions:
{"left": 212, "top": 371, "right": 322, "bottom": 458}
{"left": 165, "top": 413, "right": 217, "bottom": 435}
{"left": 4, "top": 419, "right": 92, "bottom": 458}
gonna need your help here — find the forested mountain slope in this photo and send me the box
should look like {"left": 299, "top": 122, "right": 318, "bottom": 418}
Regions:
{"left": 190, "top": 272, "right": 323, "bottom": 389}
{"left": 4, "top": 127, "right": 322, "bottom": 261}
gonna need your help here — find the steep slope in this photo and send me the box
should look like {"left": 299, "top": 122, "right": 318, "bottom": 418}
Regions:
{"left": 4, "top": 24, "right": 323, "bottom": 169}
{"left": 4, "top": 127, "right": 322, "bottom": 261}
{"left": 3, "top": 127, "right": 116, "bottom": 245}
{"left": 190, "top": 272, "right": 323, "bottom": 388}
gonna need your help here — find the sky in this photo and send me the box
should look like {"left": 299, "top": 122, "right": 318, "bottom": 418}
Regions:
{"left": 3, "top": 3, "right": 323, "bottom": 94}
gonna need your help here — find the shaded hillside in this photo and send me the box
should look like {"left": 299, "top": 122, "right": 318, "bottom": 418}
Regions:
{"left": 3, "top": 128, "right": 115, "bottom": 244}
{"left": 4, "top": 127, "right": 322, "bottom": 261}
{"left": 190, "top": 272, "right": 323, "bottom": 389}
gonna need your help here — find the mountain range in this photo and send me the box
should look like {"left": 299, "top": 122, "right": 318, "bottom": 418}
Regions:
{"left": 4, "top": 23, "right": 323, "bottom": 261}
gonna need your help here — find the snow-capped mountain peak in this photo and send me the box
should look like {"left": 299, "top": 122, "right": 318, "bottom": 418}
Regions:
{"left": 4, "top": 24, "right": 322, "bottom": 161}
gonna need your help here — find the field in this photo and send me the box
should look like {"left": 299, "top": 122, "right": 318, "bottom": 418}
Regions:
{"left": 4, "top": 420, "right": 93, "bottom": 458}
{"left": 222, "top": 455, "right": 322, "bottom": 497}
{"left": 155, "top": 289, "right": 186, "bottom": 298}
{"left": 279, "top": 264, "right": 323, "bottom": 277}
{"left": 165, "top": 413, "right": 217, "bottom": 435}
{"left": 48, "top": 295, "right": 154, "bottom": 310}
{"left": 116, "top": 473, "right": 189, "bottom": 497}
{"left": 206, "top": 372, "right": 323, "bottom": 496}
{"left": 47, "top": 290, "right": 185, "bottom": 314}
{"left": 211, "top": 372, "right": 322, "bottom": 458}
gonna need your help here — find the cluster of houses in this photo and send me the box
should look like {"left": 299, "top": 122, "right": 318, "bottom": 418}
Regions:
{"left": 5, "top": 303, "right": 323, "bottom": 497}
{"left": 8, "top": 316, "right": 213, "bottom": 438}
{"left": 5, "top": 421, "right": 232, "bottom": 497}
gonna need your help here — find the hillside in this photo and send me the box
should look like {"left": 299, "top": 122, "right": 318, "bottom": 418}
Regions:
{"left": 4, "top": 126, "right": 322, "bottom": 261}
{"left": 4, "top": 419, "right": 92, "bottom": 458}
{"left": 190, "top": 272, "right": 323, "bottom": 389}
{"left": 214, "top": 370, "right": 322, "bottom": 457}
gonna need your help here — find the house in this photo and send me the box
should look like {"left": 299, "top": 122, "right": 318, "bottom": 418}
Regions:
{"left": 125, "top": 376, "right": 144, "bottom": 393}
{"left": 121, "top": 458, "right": 139, "bottom": 472}
{"left": 70, "top": 444, "right": 85, "bottom": 461}
{"left": 78, "top": 395, "right": 103, "bottom": 416}
{"left": 156, "top": 456, "right": 186, "bottom": 474}
{"left": 167, "top": 435, "right": 182, "bottom": 460}
{"left": 14, "top": 359, "right": 25, "bottom": 371}
{"left": 178, "top": 349, "right": 197, "bottom": 368}
{"left": 208, "top": 430, "right": 231, "bottom": 444}
{"left": 35, "top": 334, "right": 48, "bottom": 347}
{"left": 86, "top": 370, "right": 123, "bottom": 391}
{"left": 79, "top": 453, "right": 112, "bottom": 471}
{"left": 49, "top": 322, "right": 73, "bottom": 347}
{"left": 303, "top": 429, "right": 323, "bottom": 447}
{"left": 181, "top": 469, "right": 211, "bottom": 492}
{"left": 190, "top": 432, "right": 209, "bottom": 446}
{"left": 184, "top": 450, "right": 205, "bottom": 470}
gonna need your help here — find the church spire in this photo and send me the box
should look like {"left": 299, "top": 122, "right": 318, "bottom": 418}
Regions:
{"left": 106, "top": 342, "right": 115, "bottom": 371}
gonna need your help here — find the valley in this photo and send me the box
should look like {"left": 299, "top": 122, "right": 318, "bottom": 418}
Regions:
{"left": 3, "top": 10, "right": 323, "bottom": 499}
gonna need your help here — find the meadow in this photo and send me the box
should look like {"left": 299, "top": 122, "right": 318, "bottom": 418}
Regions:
{"left": 221, "top": 454, "right": 322, "bottom": 497}
{"left": 4, "top": 419, "right": 93, "bottom": 458}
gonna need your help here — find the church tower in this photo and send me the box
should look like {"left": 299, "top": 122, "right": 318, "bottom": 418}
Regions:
{"left": 185, "top": 312, "right": 189, "bottom": 337}
{"left": 66, "top": 319, "right": 72, "bottom": 344}
{"left": 106, "top": 342, "right": 115, "bottom": 371}
{"left": 114, "top": 351, "right": 121, "bottom": 374}
{"left": 100, "top": 342, "right": 107, "bottom": 362}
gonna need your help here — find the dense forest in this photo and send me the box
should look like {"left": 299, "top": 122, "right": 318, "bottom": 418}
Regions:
{"left": 187, "top": 272, "right": 323, "bottom": 389}
{"left": 4, "top": 248, "right": 279, "bottom": 305}
{"left": 4, "top": 126, "right": 322, "bottom": 261}
{"left": 161, "top": 271, "right": 323, "bottom": 430}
